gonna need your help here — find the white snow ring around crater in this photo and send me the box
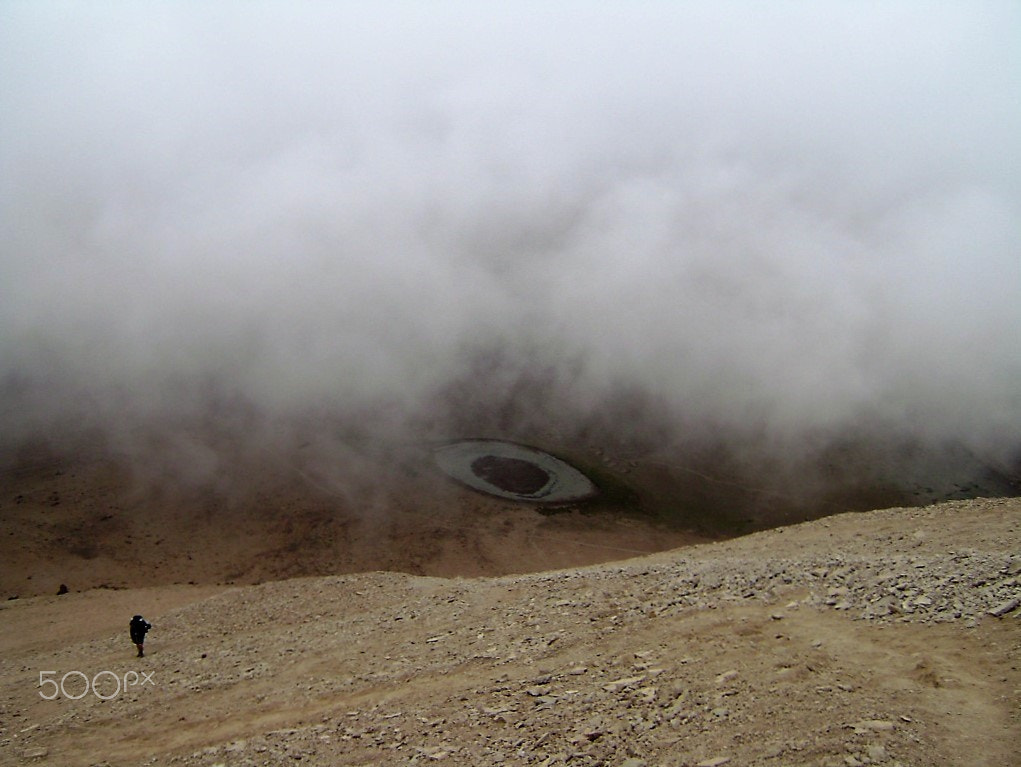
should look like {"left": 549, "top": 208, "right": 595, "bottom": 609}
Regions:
{"left": 433, "top": 440, "right": 598, "bottom": 504}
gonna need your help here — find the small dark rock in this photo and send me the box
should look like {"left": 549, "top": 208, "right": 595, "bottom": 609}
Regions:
{"left": 988, "top": 598, "right": 1019, "bottom": 617}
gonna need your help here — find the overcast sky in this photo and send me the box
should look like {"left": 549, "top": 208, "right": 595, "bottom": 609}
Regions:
{"left": 1, "top": 2, "right": 1019, "bottom": 464}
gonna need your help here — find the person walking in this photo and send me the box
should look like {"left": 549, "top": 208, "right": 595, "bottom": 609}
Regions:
{"left": 129, "top": 614, "right": 152, "bottom": 658}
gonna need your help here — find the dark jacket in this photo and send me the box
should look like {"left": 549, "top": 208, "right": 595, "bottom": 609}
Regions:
{"left": 129, "top": 616, "right": 151, "bottom": 644}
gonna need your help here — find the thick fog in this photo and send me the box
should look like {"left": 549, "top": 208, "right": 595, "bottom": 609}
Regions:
{"left": 2, "top": 2, "right": 1019, "bottom": 478}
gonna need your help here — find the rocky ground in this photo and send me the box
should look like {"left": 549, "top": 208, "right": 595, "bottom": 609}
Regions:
{"left": 1, "top": 497, "right": 1018, "bottom": 766}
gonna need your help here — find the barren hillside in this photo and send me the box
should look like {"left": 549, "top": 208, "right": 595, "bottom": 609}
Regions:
{"left": 1, "top": 497, "right": 1018, "bottom": 766}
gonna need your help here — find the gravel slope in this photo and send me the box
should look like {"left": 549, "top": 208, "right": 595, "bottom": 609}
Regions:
{"left": 0, "top": 497, "right": 1018, "bottom": 766}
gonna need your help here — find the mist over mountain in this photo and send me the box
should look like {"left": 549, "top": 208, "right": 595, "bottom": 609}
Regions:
{"left": 2, "top": 2, "right": 1019, "bottom": 498}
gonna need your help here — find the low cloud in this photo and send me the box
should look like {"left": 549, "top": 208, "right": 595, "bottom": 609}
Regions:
{"left": 1, "top": 2, "right": 1019, "bottom": 486}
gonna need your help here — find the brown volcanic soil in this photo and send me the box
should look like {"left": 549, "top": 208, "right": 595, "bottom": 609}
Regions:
{"left": 1, "top": 476, "right": 1019, "bottom": 766}
{"left": 5, "top": 433, "right": 1014, "bottom": 601}
{"left": 0, "top": 436, "right": 1018, "bottom": 766}
{"left": 0, "top": 445, "right": 710, "bottom": 600}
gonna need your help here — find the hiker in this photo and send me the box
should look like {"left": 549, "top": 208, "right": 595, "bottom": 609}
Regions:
{"left": 129, "top": 615, "right": 152, "bottom": 657}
